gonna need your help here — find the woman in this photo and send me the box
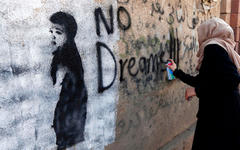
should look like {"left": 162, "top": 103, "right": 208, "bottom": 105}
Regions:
{"left": 167, "top": 18, "right": 240, "bottom": 150}
{"left": 49, "top": 12, "right": 88, "bottom": 149}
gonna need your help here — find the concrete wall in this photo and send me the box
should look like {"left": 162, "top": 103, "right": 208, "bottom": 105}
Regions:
{"left": 108, "top": 0, "right": 220, "bottom": 150}
{"left": 0, "top": 0, "right": 220, "bottom": 150}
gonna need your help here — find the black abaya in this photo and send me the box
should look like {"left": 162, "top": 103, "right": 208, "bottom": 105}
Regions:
{"left": 173, "top": 44, "right": 240, "bottom": 150}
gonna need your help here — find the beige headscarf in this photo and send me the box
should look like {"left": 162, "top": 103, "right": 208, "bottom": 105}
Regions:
{"left": 196, "top": 17, "right": 240, "bottom": 74}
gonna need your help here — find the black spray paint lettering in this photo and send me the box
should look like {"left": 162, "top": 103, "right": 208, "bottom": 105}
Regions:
{"left": 151, "top": 2, "right": 164, "bottom": 21}
{"left": 182, "top": 35, "right": 198, "bottom": 57}
{"left": 95, "top": 5, "right": 131, "bottom": 93}
{"left": 169, "top": 27, "right": 180, "bottom": 67}
{"left": 147, "top": 54, "right": 160, "bottom": 73}
{"left": 139, "top": 54, "right": 160, "bottom": 75}
{"left": 119, "top": 59, "right": 128, "bottom": 82}
{"left": 167, "top": 6, "right": 175, "bottom": 25}
{"left": 119, "top": 28, "right": 181, "bottom": 82}
{"left": 95, "top": 5, "right": 131, "bottom": 37}
{"left": 117, "top": 6, "right": 131, "bottom": 31}
{"left": 96, "top": 42, "right": 117, "bottom": 93}
{"left": 176, "top": 0, "right": 186, "bottom": 23}
{"left": 149, "top": 0, "right": 198, "bottom": 29}
{"left": 187, "top": 17, "right": 199, "bottom": 29}
{"left": 120, "top": 53, "right": 162, "bottom": 81}
{"left": 95, "top": 5, "right": 114, "bottom": 37}
{"left": 139, "top": 57, "right": 147, "bottom": 74}
{"left": 187, "top": 10, "right": 199, "bottom": 29}
{"left": 130, "top": 35, "right": 162, "bottom": 52}
{"left": 128, "top": 57, "right": 139, "bottom": 77}
{"left": 151, "top": 2, "right": 164, "bottom": 16}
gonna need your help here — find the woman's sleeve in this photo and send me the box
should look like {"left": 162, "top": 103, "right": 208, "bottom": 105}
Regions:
{"left": 201, "top": 44, "right": 240, "bottom": 89}
{"left": 173, "top": 69, "right": 200, "bottom": 87}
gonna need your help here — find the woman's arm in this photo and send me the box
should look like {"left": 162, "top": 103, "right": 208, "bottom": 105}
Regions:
{"left": 173, "top": 70, "right": 201, "bottom": 98}
{"left": 173, "top": 69, "right": 200, "bottom": 87}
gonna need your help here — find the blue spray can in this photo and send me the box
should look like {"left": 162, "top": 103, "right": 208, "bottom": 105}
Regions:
{"left": 166, "top": 62, "right": 175, "bottom": 80}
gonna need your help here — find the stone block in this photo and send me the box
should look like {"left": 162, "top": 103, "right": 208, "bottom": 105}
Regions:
{"left": 231, "top": 0, "right": 240, "bottom": 13}
{"left": 221, "top": 0, "right": 231, "bottom": 13}
{"left": 230, "top": 13, "right": 240, "bottom": 28}
{"left": 220, "top": 13, "right": 231, "bottom": 24}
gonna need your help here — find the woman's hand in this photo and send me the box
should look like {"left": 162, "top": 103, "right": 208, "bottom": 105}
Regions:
{"left": 185, "top": 87, "right": 196, "bottom": 101}
{"left": 167, "top": 59, "right": 177, "bottom": 71}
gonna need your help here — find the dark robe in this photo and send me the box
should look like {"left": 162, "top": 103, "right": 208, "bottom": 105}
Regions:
{"left": 51, "top": 41, "right": 88, "bottom": 149}
{"left": 173, "top": 44, "right": 240, "bottom": 150}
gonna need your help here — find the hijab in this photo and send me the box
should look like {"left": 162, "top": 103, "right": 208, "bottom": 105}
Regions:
{"left": 196, "top": 17, "right": 240, "bottom": 74}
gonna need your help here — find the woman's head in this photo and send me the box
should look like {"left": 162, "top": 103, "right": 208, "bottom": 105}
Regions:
{"left": 196, "top": 17, "right": 240, "bottom": 73}
{"left": 197, "top": 17, "right": 234, "bottom": 47}
{"left": 50, "top": 12, "right": 78, "bottom": 48}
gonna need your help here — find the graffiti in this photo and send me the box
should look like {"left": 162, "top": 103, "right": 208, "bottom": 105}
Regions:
{"left": 149, "top": 0, "right": 200, "bottom": 29}
{"left": 169, "top": 27, "right": 180, "bottom": 67}
{"left": 49, "top": 12, "right": 88, "bottom": 149}
{"left": 151, "top": 2, "right": 164, "bottom": 16}
{"left": 167, "top": 6, "right": 175, "bottom": 25}
{"left": 139, "top": 55, "right": 159, "bottom": 75}
{"left": 130, "top": 35, "right": 162, "bottom": 54}
{"left": 95, "top": 5, "right": 114, "bottom": 37}
{"left": 95, "top": 5, "right": 131, "bottom": 35}
{"left": 187, "top": 11, "right": 199, "bottom": 29}
{"left": 96, "top": 42, "right": 117, "bottom": 93}
{"left": 176, "top": 0, "right": 186, "bottom": 23}
{"left": 94, "top": 5, "right": 132, "bottom": 93}
{"left": 93, "top": 1, "right": 199, "bottom": 139}
{"left": 113, "top": 1, "right": 201, "bottom": 94}
{"left": 120, "top": 52, "right": 162, "bottom": 82}
{"left": 119, "top": 59, "right": 128, "bottom": 82}
{"left": 151, "top": 2, "right": 164, "bottom": 21}
{"left": 120, "top": 28, "right": 181, "bottom": 85}
{"left": 127, "top": 57, "right": 139, "bottom": 77}
{"left": 182, "top": 35, "right": 198, "bottom": 57}
{"left": 187, "top": 17, "right": 199, "bottom": 29}
{"left": 117, "top": 6, "right": 131, "bottom": 31}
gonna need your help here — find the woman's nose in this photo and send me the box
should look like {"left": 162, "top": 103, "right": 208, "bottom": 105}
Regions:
{"left": 52, "top": 36, "right": 56, "bottom": 40}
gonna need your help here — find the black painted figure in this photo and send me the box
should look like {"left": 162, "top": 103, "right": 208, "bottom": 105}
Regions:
{"left": 49, "top": 12, "right": 88, "bottom": 149}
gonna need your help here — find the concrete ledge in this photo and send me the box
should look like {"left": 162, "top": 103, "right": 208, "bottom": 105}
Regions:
{"left": 158, "top": 122, "right": 197, "bottom": 150}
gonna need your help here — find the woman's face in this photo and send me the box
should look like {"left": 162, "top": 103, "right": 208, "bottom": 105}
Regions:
{"left": 50, "top": 24, "right": 67, "bottom": 49}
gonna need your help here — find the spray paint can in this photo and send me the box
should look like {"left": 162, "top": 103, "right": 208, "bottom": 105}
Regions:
{"left": 166, "top": 61, "right": 175, "bottom": 80}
